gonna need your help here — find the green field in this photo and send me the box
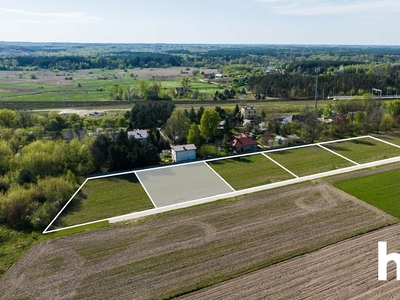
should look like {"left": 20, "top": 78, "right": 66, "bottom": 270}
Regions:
{"left": 267, "top": 145, "right": 354, "bottom": 177}
{"left": 334, "top": 168, "right": 400, "bottom": 218}
{"left": 207, "top": 154, "right": 294, "bottom": 190}
{"left": 54, "top": 174, "right": 154, "bottom": 228}
{"left": 324, "top": 137, "right": 400, "bottom": 164}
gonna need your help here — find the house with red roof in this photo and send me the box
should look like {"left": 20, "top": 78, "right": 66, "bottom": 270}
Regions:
{"left": 231, "top": 133, "right": 258, "bottom": 153}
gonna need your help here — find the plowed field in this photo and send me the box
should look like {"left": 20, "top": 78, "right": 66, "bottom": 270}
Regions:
{"left": 179, "top": 223, "right": 400, "bottom": 300}
{"left": 0, "top": 181, "right": 395, "bottom": 300}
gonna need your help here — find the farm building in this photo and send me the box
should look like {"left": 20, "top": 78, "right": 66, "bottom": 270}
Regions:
{"left": 170, "top": 144, "right": 197, "bottom": 163}
{"left": 241, "top": 106, "right": 258, "bottom": 120}
{"left": 232, "top": 133, "right": 258, "bottom": 153}
{"left": 128, "top": 129, "right": 148, "bottom": 144}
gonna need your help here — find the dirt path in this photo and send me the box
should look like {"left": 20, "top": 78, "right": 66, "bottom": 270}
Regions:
{"left": 0, "top": 181, "right": 395, "bottom": 300}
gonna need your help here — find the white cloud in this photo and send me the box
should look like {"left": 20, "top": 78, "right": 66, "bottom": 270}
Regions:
{"left": 0, "top": 7, "right": 101, "bottom": 23}
{"left": 255, "top": 0, "right": 400, "bottom": 16}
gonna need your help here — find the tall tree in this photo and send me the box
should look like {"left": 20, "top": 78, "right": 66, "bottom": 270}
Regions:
{"left": 180, "top": 76, "right": 191, "bottom": 91}
{"left": 0, "top": 109, "right": 18, "bottom": 128}
{"left": 200, "top": 109, "right": 220, "bottom": 142}
{"left": 164, "top": 109, "right": 190, "bottom": 145}
{"left": 187, "top": 123, "right": 202, "bottom": 148}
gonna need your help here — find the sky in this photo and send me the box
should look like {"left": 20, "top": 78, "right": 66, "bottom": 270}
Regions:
{"left": 0, "top": 0, "right": 399, "bottom": 45}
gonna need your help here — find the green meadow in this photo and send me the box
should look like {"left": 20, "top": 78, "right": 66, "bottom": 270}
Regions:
{"left": 267, "top": 145, "right": 354, "bottom": 177}
{"left": 324, "top": 137, "right": 400, "bottom": 164}
{"left": 54, "top": 174, "right": 154, "bottom": 229}
{"left": 334, "top": 168, "right": 400, "bottom": 218}
{"left": 208, "top": 154, "right": 294, "bottom": 190}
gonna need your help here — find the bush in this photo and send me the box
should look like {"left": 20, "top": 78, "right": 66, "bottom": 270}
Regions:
{"left": 17, "top": 169, "right": 37, "bottom": 185}
{"left": 198, "top": 144, "right": 219, "bottom": 158}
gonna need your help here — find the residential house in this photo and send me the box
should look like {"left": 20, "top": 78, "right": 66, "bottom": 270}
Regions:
{"left": 128, "top": 129, "right": 148, "bottom": 145}
{"left": 231, "top": 133, "right": 258, "bottom": 153}
{"left": 241, "top": 106, "right": 258, "bottom": 120}
{"left": 170, "top": 144, "right": 197, "bottom": 163}
{"left": 174, "top": 87, "right": 185, "bottom": 96}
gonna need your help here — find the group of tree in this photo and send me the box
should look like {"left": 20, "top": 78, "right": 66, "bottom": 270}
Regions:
{"left": 248, "top": 67, "right": 400, "bottom": 99}
{"left": 108, "top": 81, "right": 172, "bottom": 101}
{"left": 0, "top": 102, "right": 181, "bottom": 231}
{"left": 91, "top": 130, "right": 160, "bottom": 172}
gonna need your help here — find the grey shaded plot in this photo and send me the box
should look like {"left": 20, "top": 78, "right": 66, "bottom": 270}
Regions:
{"left": 137, "top": 162, "right": 234, "bottom": 207}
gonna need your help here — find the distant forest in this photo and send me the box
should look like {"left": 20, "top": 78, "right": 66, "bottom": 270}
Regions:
{"left": 1, "top": 42, "right": 400, "bottom": 98}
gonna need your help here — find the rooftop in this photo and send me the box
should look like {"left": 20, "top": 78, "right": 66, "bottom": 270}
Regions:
{"left": 170, "top": 144, "right": 197, "bottom": 152}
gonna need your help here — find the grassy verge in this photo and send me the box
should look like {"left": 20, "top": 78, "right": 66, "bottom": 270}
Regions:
{"left": 267, "top": 145, "right": 354, "bottom": 177}
{"left": 324, "top": 137, "right": 400, "bottom": 164}
{"left": 54, "top": 173, "right": 154, "bottom": 229}
{"left": 334, "top": 168, "right": 400, "bottom": 218}
{"left": 207, "top": 154, "right": 294, "bottom": 190}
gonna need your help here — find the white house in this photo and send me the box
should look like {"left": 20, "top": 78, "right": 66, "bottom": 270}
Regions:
{"left": 170, "top": 144, "right": 197, "bottom": 163}
{"left": 241, "top": 106, "right": 258, "bottom": 119}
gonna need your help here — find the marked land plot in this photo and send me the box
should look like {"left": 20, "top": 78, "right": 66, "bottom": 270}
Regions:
{"left": 54, "top": 174, "right": 153, "bottom": 229}
{"left": 136, "top": 162, "right": 234, "bottom": 207}
{"left": 267, "top": 146, "right": 354, "bottom": 177}
{"left": 207, "top": 154, "right": 294, "bottom": 190}
{"left": 371, "top": 133, "right": 400, "bottom": 146}
{"left": 324, "top": 137, "right": 400, "bottom": 164}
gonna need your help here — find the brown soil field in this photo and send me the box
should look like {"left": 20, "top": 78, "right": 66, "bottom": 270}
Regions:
{"left": 0, "top": 179, "right": 396, "bottom": 300}
{"left": 179, "top": 223, "right": 400, "bottom": 300}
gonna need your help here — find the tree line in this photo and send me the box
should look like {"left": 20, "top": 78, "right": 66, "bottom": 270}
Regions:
{"left": 0, "top": 102, "right": 176, "bottom": 231}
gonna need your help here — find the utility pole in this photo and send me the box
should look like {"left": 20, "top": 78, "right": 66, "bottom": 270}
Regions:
{"left": 315, "top": 68, "right": 320, "bottom": 109}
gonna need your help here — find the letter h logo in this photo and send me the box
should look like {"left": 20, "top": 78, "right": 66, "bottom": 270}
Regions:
{"left": 378, "top": 242, "right": 400, "bottom": 281}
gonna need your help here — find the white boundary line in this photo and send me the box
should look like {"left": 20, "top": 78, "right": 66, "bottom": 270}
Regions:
{"left": 43, "top": 135, "right": 399, "bottom": 234}
{"left": 261, "top": 153, "right": 299, "bottom": 178}
{"left": 318, "top": 135, "right": 370, "bottom": 146}
{"left": 135, "top": 160, "right": 205, "bottom": 173}
{"left": 106, "top": 156, "right": 400, "bottom": 224}
{"left": 203, "top": 161, "right": 236, "bottom": 192}
{"left": 368, "top": 135, "right": 400, "bottom": 149}
{"left": 318, "top": 144, "right": 360, "bottom": 166}
{"left": 134, "top": 171, "right": 158, "bottom": 209}
{"left": 88, "top": 169, "right": 136, "bottom": 180}
{"left": 43, "top": 178, "right": 89, "bottom": 234}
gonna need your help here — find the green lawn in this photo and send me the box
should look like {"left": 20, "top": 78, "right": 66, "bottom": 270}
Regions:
{"left": 371, "top": 133, "right": 400, "bottom": 147}
{"left": 267, "top": 146, "right": 354, "bottom": 177}
{"left": 207, "top": 154, "right": 294, "bottom": 190}
{"left": 334, "top": 168, "right": 400, "bottom": 218}
{"left": 55, "top": 174, "right": 154, "bottom": 228}
{"left": 324, "top": 137, "right": 400, "bottom": 164}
